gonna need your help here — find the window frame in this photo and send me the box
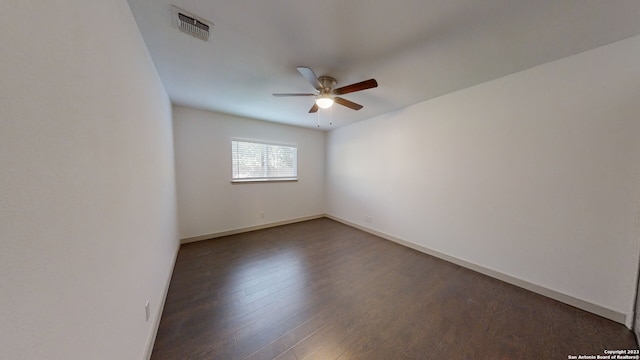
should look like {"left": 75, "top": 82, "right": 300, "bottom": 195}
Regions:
{"left": 230, "top": 138, "right": 298, "bottom": 183}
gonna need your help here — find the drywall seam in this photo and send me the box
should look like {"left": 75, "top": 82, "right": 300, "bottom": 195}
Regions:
{"left": 180, "top": 214, "right": 325, "bottom": 244}
{"left": 325, "top": 214, "right": 628, "bottom": 326}
{"left": 144, "top": 247, "right": 179, "bottom": 360}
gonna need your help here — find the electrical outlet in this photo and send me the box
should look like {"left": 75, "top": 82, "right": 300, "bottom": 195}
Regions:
{"left": 365, "top": 216, "right": 372, "bottom": 223}
{"left": 145, "top": 301, "right": 150, "bottom": 322}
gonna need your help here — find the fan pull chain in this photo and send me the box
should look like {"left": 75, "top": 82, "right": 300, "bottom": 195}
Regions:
{"left": 317, "top": 109, "right": 320, "bottom": 128}
{"left": 329, "top": 106, "right": 333, "bottom": 126}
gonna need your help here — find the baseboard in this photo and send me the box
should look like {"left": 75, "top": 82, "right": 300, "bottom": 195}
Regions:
{"left": 325, "top": 214, "right": 628, "bottom": 326}
{"left": 144, "top": 244, "right": 180, "bottom": 360}
{"left": 177, "top": 213, "right": 628, "bottom": 326}
{"left": 180, "top": 214, "right": 325, "bottom": 244}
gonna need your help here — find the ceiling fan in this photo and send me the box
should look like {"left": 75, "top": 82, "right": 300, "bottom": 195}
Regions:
{"left": 273, "top": 67, "right": 378, "bottom": 113}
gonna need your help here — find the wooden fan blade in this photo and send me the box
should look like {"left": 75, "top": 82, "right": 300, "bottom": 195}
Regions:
{"left": 334, "top": 79, "right": 378, "bottom": 95}
{"left": 297, "top": 66, "right": 323, "bottom": 91}
{"left": 308, "top": 103, "right": 319, "bottom": 113}
{"left": 273, "top": 93, "right": 316, "bottom": 97}
{"left": 334, "top": 97, "right": 363, "bottom": 110}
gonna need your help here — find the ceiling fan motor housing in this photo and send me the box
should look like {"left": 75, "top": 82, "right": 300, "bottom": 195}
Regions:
{"left": 318, "top": 76, "right": 337, "bottom": 93}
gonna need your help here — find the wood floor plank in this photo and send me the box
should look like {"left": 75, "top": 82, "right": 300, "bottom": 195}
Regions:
{"left": 151, "top": 218, "right": 637, "bottom": 360}
{"left": 243, "top": 315, "right": 326, "bottom": 360}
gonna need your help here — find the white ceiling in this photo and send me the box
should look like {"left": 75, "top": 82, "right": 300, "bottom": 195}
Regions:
{"left": 127, "top": 0, "right": 640, "bottom": 130}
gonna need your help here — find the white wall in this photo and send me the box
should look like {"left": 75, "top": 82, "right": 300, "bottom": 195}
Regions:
{"left": 0, "top": 1, "right": 179, "bottom": 359}
{"left": 326, "top": 35, "right": 640, "bottom": 323}
{"left": 173, "top": 105, "right": 325, "bottom": 239}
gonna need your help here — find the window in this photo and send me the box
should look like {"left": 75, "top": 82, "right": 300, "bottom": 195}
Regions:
{"left": 231, "top": 140, "right": 297, "bottom": 182}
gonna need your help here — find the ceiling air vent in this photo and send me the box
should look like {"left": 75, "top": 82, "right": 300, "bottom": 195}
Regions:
{"left": 171, "top": 5, "right": 211, "bottom": 41}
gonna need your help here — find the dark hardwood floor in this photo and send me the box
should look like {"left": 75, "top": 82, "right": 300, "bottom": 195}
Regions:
{"left": 151, "top": 218, "right": 637, "bottom": 359}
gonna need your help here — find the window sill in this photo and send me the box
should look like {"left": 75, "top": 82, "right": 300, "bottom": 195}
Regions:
{"left": 231, "top": 178, "right": 298, "bottom": 184}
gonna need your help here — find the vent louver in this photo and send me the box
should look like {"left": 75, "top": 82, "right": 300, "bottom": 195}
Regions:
{"left": 171, "top": 6, "right": 211, "bottom": 41}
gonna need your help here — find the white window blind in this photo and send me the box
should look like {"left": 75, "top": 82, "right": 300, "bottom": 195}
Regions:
{"left": 231, "top": 140, "right": 297, "bottom": 181}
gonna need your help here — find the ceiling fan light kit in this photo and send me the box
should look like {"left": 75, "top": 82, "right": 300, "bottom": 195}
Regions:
{"left": 315, "top": 94, "right": 334, "bottom": 109}
{"left": 273, "top": 67, "right": 378, "bottom": 115}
